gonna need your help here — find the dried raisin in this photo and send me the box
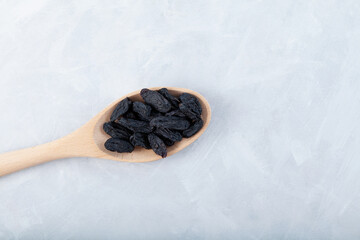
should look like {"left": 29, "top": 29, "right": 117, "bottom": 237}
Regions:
{"left": 110, "top": 97, "right": 132, "bottom": 122}
{"left": 124, "top": 111, "right": 138, "bottom": 120}
{"left": 130, "top": 133, "right": 151, "bottom": 149}
{"left": 179, "top": 93, "right": 202, "bottom": 116}
{"left": 148, "top": 133, "right": 167, "bottom": 158}
{"left": 154, "top": 128, "right": 182, "bottom": 142}
{"left": 150, "top": 116, "right": 190, "bottom": 130}
{"left": 179, "top": 103, "right": 198, "bottom": 121}
{"left": 165, "top": 109, "right": 186, "bottom": 118}
{"left": 162, "top": 138, "right": 175, "bottom": 147}
{"left": 105, "top": 138, "right": 134, "bottom": 153}
{"left": 103, "top": 122, "right": 131, "bottom": 139}
{"left": 158, "top": 88, "right": 179, "bottom": 108}
{"left": 182, "top": 119, "right": 203, "bottom": 138}
{"left": 104, "top": 88, "right": 204, "bottom": 155}
{"left": 133, "top": 101, "right": 152, "bottom": 121}
{"left": 140, "top": 88, "right": 171, "bottom": 113}
{"left": 118, "top": 118, "right": 153, "bottom": 133}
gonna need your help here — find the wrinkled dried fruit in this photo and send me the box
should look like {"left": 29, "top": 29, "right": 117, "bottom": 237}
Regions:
{"left": 133, "top": 101, "right": 152, "bottom": 121}
{"left": 182, "top": 119, "right": 203, "bottom": 138}
{"left": 103, "top": 122, "right": 131, "bottom": 139}
{"left": 154, "top": 128, "right": 182, "bottom": 142}
{"left": 158, "top": 88, "right": 179, "bottom": 108}
{"left": 148, "top": 133, "right": 167, "bottom": 158}
{"left": 104, "top": 88, "right": 204, "bottom": 155}
{"left": 105, "top": 138, "right": 134, "bottom": 153}
{"left": 165, "top": 109, "right": 186, "bottom": 118}
{"left": 162, "top": 138, "right": 175, "bottom": 147}
{"left": 110, "top": 98, "right": 132, "bottom": 122}
{"left": 140, "top": 88, "right": 171, "bottom": 113}
{"left": 124, "top": 111, "right": 137, "bottom": 119}
{"left": 130, "top": 133, "right": 151, "bottom": 149}
{"left": 179, "top": 103, "right": 198, "bottom": 120}
{"left": 150, "top": 116, "right": 190, "bottom": 130}
{"left": 179, "top": 93, "right": 202, "bottom": 120}
{"left": 179, "top": 93, "right": 202, "bottom": 116}
{"left": 118, "top": 118, "right": 153, "bottom": 133}
{"left": 151, "top": 110, "right": 163, "bottom": 118}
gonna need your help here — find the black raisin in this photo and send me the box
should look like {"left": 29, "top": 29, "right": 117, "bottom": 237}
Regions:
{"left": 105, "top": 138, "right": 134, "bottom": 153}
{"left": 163, "top": 138, "right": 175, "bottom": 147}
{"left": 130, "top": 133, "right": 151, "bottom": 149}
{"left": 179, "top": 103, "right": 198, "bottom": 121}
{"left": 103, "top": 122, "right": 131, "bottom": 139}
{"left": 140, "top": 88, "right": 171, "bottom": 113}
{"left": 124, "top": 111, "right": 138, "bottom": 120}
{"left": 148, "top": 133, "right": 167, "bottom": 158}
{"left": 110, "top": 97, "right": 132, "bottom": 122}
{"left": 179, "top": 93, "right": 202, "bottom": 119}
{"left": 158, "top": 88, "right": 179, "bottom": 108}
{"left": 150, "top": 116, "right": 190, "bottom": 130}
{"left": 182, "top": 119, "right": 204, "bottom": 138}
{"left": 132, "top": 101, "right": 152, "bottom": 121}
{"left": 118, "top": 118, "right": 153, "bottom": 133}
{"left": 165, "top": 109, "right": 186, "bottom": 118}
{"left": 154, "top": 128, "right": 182, "bottom": 142}
{"left": 151, "top": 110, "right": 163, "bottom": 118}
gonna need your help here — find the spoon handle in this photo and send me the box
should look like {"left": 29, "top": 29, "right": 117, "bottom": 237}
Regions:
{"left": 0, "top": 136, "right": 80, "bottom": 177}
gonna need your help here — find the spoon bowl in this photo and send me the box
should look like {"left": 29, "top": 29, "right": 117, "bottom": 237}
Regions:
{"left": 0, "top": 87, "right": 211, "bottom": 176}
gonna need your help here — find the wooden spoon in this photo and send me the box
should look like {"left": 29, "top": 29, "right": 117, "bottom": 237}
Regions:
{"left": 0, "top": 87, "right": 211, "bottom": 176}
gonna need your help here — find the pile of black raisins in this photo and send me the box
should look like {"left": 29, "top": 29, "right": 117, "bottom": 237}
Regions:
{"left": 103, "top": 88, "right": 203, "bottom": 158}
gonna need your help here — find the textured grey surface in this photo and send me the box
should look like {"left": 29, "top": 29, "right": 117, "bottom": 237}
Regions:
{"left": 1, "top": 0, "right": 360, "bottom": 239}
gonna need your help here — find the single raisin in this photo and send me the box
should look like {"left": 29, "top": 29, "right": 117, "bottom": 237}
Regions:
{"left": 179, "top": 93, "right": 202, "bottom": 120}
{"left": 154, "top": 128, "right": 182, "bottom": 142}
{"left": 118, "top": 118, "right": 153, "bottom": 133}
{"left": 105, "top": 138, "right": 134, "bottom": 153}
{"left": 110, "top": 97, "right": 132, "bottom": 122}
{"left": 103, "top": 122, "right": 131, "bottom": 139}
{"left": 165, "top": 109, "right": 186, "bottom": 118}
{"left": 179, "top": 103, "right": 198, "bottom": 121}
{"left": 182, "top": 119, "right": 203, "bottom": 138}
{"left": 148, "top": 133, "right": 167, "bottom": 158}
{"left": 158, "top": 88, "right": 179, "bottom": 108}
{"left": 124, "top": 111, "right": 138, "bottom": 120}
{"left": 150, "top": 116, "right": 190, "bottom": 130}
{"left": 130, "top": 133, "right": 151, "bottom": 149}
{"left": 132, "top": 101, "right": 152, "bottom": 121}
{"left": 140, "top": 88, "right": 171, "bottom": 113}
{"left": 163, "top": 138, "right": 175, "bottom": 147}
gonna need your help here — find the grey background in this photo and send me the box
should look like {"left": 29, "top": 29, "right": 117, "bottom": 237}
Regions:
{"left": 1, "top": 0, "right": 360, "bottom": 239}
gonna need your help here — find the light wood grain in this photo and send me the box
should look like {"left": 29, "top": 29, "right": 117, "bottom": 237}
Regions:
{"left": 0, "top": 87, "right": 211, "bottom": 177}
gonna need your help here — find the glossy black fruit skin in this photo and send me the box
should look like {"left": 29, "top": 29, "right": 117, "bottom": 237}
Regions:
{"left": 130, "top": 133, "right": 151, "bottom": 149}
{"left": 110, "top": 98, "right": 132, "bottom": 122}
{"left": 132, "top": 101, "right": 152, "bottom": 121}
{"left": 150, "top": 116, "right": 190, "bottom": 130}
{"left": 182, "top": 119, "right": 204, "bottom": 138}
{"left": 140, "top": 88, "right": 171, "bottom": 113}
{"left": 103, "top": 122, "right": 131, "bottom": 139}
{"left": 148, "top": 133, "right": 167, "bottom": 158}
{"left": 118, "top": 118, "right": 153, "bottom": 133}
{"left": 158, "top": 88, "right": 179, "bottom": 108}
{"left": 105, "top": 138, "right": 134, "bottom": 153}
{"left": 154, "top": 128, "right": 182, "bottom": 142}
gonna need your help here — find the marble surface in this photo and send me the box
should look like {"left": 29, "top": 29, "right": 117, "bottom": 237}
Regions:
{"left": 1, "top": 0, "right": 360, "bottom": 239}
